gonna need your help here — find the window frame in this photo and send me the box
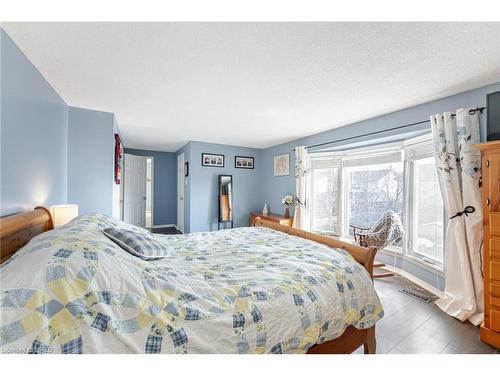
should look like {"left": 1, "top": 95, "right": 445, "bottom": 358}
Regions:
{"left": 307, "top": 135, "right": 445, "bottom": 271}
{"left": 406, "top": 153, "right": 446, "bottom": 269}
{"left": 308, "top": 161, "right": 342, "bottom": 236}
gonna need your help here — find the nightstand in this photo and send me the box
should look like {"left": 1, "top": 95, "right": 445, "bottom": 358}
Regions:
{"left": 249, "top": 212, "right": 293, "bottom": 227}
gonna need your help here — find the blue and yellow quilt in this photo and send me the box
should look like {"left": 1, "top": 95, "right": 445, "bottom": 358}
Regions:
{"left": 0, "top": 214, "right": 383, "bottom": 354}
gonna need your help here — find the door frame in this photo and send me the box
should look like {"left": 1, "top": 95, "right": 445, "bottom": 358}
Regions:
{"left": 145, "top": 156, "right": 154, "bottom": 228}
{"left": 177, "top": 153, "right": 185, "bottom": 233}
{"left": 123, "top": 153, "right": 148, "bottom": 228}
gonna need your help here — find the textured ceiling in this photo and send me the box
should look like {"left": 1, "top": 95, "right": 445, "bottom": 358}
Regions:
{"left": 2, "top": 22, "right": 500, "bottom": 151}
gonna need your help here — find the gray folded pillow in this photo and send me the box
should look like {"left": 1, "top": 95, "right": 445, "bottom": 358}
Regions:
{"left": 102, "top": 227, "right": 168, "bottom": 260}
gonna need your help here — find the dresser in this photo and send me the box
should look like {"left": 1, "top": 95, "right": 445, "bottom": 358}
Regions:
{"left": 476, "top": 140, "right": 500, "bottom": 348}
{"left": 249, "top": 212, "right": 293, "bottom": 227}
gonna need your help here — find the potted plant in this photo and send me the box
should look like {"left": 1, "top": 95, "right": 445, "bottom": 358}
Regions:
{"left": 281, "top": 195, "right": 294, "bottom": 219}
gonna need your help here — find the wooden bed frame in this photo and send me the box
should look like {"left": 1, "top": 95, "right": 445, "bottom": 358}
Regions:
{"left": 0, "top": 208, "right": 379, "bottom": 354}
{"left": 251, "top": 217, "right": 378, "bottom": 354}
{"left": 0, "top": 207, "right": 53, "bottom": 263}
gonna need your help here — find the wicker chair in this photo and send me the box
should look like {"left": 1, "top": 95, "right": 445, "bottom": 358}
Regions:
{"left": 350, "top": 211, "right": 404, "bottom": 279}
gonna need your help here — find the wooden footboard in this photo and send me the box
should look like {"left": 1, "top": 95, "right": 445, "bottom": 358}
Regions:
{"left": 251, "top": 217, "right": 378, "bottom": 354}
{"left": 251, "top": 217, "right": 377, "bottom": 278}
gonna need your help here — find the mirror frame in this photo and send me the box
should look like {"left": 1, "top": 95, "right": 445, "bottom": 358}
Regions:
{"left": 218, "top": 174, "right": 233, "bottom": 224}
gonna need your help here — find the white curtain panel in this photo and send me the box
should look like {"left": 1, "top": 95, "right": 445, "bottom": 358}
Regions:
{"left": 431, "top": 109, "right": 484, "bottom": 325}
{"left": 293, "top": 146, "right": 308, "bottom": 230}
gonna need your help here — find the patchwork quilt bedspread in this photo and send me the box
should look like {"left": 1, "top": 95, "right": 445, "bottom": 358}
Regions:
{"left": 0, "top": 214, "right": 383, "bottom": 354}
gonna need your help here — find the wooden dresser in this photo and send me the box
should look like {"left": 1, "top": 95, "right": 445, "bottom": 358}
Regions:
{"left": 249, "top": 212, "right": 293, "bottom": 227}
{"left": 476, "top": 140, "right": 500, "bottom": 348}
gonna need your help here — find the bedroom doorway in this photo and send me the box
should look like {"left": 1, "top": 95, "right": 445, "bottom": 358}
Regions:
{"left": 123, "top": 154, "right": 154, "bottom": 228}
{"left": 177, "top": 153, "right": 185, "bottom": 233}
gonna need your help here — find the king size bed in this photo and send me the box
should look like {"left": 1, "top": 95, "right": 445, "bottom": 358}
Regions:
{"left": 0, "top": 207, "right": 383, "bottom": 354}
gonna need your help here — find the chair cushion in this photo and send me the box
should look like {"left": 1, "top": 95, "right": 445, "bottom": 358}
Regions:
{"left": 102, "top": 227, "right": 168, "bottom": 260}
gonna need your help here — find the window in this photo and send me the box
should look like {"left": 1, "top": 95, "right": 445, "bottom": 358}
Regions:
{"left": 310, "top": 168, "right": 339, "bottom": 234}
{"left": 346, "top": 162, "right": 404, "bottom": 235}
{"left": 410, "top": 157, "right": 444, "bottom": 264}
{"left": 308, "top": 136, "right": 445, "bottom": 269}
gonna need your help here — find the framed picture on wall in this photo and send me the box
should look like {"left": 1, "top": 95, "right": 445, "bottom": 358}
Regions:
{"left": 274, "top": 153, "right": 290, "bottom": 176}
{"left": 202, "top": 153, "right": 225, "bottom": 167}
{"left": 184, "top": 161, "right": 189, "bottom": 177}
{"left": 235, "top": 156, "right": 254, "bottom": 169}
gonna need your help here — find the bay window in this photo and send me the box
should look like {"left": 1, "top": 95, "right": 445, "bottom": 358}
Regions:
{"left": 308, "top": 135, "right": 445, "bottom": 269}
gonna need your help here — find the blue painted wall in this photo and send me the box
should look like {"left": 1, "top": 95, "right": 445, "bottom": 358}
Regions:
{"left": 67, "top": 106, "right": 115, "bottom": 216}
{"left": 0, "top": 29, "right": 68, "bottom": 216}
{"left": 177, "top": 141, "right": 262, "bottom": 233}
{"left": 124, "top": 148, "right": 177, "bottom": 225}
{"left": 261, "top": 81, "right": 500, "bottom": 218}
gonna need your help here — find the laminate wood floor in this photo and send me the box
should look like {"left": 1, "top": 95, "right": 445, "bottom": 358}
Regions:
{"left": 354, "top": 275, "right": 499, "bottom": 354}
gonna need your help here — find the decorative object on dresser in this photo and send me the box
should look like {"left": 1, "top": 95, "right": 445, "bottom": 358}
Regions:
{"left": 202, "top": 153, "right": 224, "bottom": 167}
{"left": 281, "top": 195, "right": 294, "bottom": 219}
{"left": 249, "top": 212, "right": 292, "bottom": 227}
{"left": 235, "top": 156, "right": 254, "bottom": 169}
{"left": 475, "top": 140, "right": 500, "bottom": 348}
{"left": 262, "top": 203, "right": 269, "bottom": 216}
{"left": 273, "top": 153, "right": 290, "bottom": 176}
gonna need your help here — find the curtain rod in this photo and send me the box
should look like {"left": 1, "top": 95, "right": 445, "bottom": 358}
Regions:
{"left": 293, "top": 106, "right": 486, "bottom": 152}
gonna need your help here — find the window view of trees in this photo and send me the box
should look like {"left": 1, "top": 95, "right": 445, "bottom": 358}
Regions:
{"left": 347, "top": 163, "right": 404, "bottom": 235}
{"left": 412, "top": 157, "right": 444, "bottom": 262}
{"left": 308, "top": 140, "right": 445, "bottom": 268}
{"left": 311, "top": 168, "right": 338, "bottom": 233}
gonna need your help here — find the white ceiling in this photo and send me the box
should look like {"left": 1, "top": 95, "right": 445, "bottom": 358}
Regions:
{"left": 2, "top": 22, "right": 500, "bottom": 152}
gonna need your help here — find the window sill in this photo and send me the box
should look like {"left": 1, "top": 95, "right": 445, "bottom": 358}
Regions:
{"left": 379, "top": 248, "right": 444, "bottom": 277}
{"left": 314, "top": 232, "right": 444, "bottom": 277}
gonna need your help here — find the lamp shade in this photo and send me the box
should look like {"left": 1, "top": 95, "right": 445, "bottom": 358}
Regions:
{"left": 50, "top": 204, "right": 79, "bottom": 227}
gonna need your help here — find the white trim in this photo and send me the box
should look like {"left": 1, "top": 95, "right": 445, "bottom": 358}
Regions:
{"left": 146, "top": 156, "right": 154, "bottom": 228}
{"left": 379, "top": 247, "right": 444, "bottom": 277}
{"left": 150, "top": 224, "right": 177, "bottom": 228}
{"left": 380, "top": 264, "right": 445, "bottom": 300}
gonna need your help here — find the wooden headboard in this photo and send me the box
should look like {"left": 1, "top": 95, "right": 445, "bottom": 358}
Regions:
{"left": 0, "top": 207, "right": 53, "bottom": 264}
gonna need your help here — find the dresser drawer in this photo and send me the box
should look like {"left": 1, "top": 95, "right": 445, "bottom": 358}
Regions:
{"left": 491, "top": 307, "right": 500, "bottom": 333}
{"left": 491, "top": 238, "right": 500, "bottom": 259}
{"left": 492, "top": 261, "right": 500, "bottom": 282}
{"left": 492, "top": 283, "right": 500, "bottom": 298}
{"left": 492, "top": 214, "right": 500, "bottom": 237}
{"left": 492, "top": 294, "right": 500, "bottom": 309}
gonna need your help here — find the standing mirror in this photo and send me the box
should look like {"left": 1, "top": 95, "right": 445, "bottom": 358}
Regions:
{"left": 218, "top": 175, "right": 233, "bottom": 229}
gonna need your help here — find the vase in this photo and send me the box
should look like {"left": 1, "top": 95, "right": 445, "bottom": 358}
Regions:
{"left": 284, "top": 206, "right": 290, "bottom": 219}
{"left": 262, "top": 203, "right": 269, "bottom": 216}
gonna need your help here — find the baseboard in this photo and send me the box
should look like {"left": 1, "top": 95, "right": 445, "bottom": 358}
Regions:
{"left": 380, "top": 264, "right": 445, "bottom": 299}
{"left": 150, "top": 224, "right": 177, "bottom": 229}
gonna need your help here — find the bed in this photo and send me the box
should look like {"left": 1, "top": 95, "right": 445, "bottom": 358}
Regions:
{"left": 0, "top": 207, "right": 383, "bottom": 354}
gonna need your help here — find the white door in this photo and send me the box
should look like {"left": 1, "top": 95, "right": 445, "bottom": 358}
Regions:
{"left": 177, "top": 153, "right": 185, "bottom": 233}
{"left": 124, "top": 154, "right": 147, "bottom": 227}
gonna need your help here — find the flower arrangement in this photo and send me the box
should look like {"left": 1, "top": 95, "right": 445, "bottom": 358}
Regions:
{"left": 281, "top": 195, "right": 294, "bottom": 207}
{"left": 281, "top": 195, "right": 294, "bottom": 219}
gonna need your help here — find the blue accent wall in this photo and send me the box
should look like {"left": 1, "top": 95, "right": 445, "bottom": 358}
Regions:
{"left": 67, "top": 106, "right": 116, "bottom": 216}
{"left": 177, "top": 141, "right": 262, "bottom": 233}
{"left": 124, "top": 148, "right": 177, "bottom": 226}
{"left": 0, "top": 29, "right": 68, "bottom": 216}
